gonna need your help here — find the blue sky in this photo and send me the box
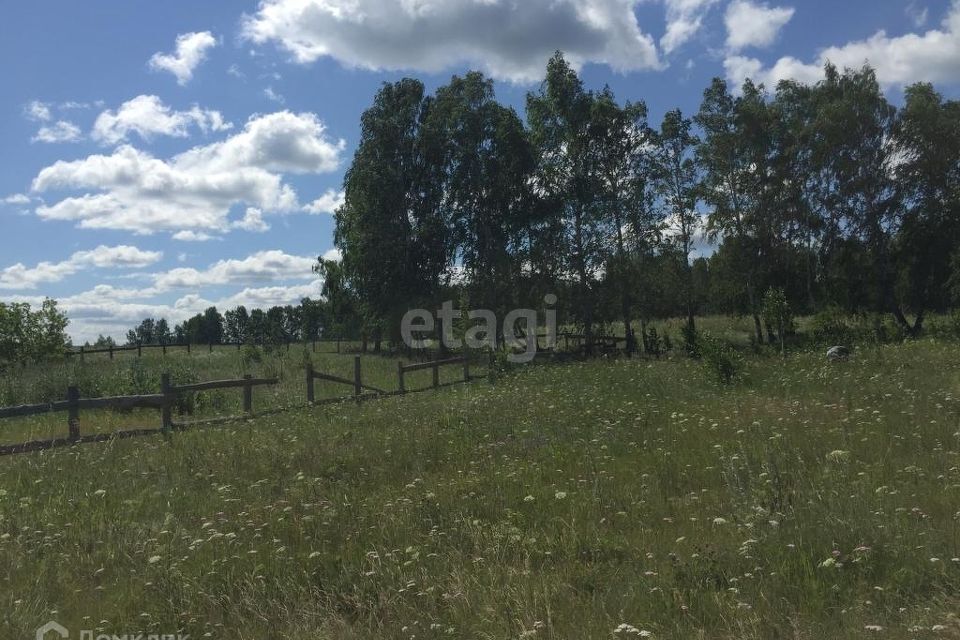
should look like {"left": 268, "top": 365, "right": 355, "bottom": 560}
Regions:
{"left": 2, "top": 0, "right": 958, "bottom": 343}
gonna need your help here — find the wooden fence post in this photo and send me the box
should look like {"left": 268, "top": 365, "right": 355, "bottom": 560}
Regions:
{"left": 306, "top": 364, "right": 315, "bottom": 403}
{"left": 432, "top": 362, "right": 440, "bottom": 389}
{"left": 209, "top": 342, "right": 213, "bottom": 353}
{"left": 488, "top": 350, "right": 497, "bottom": 383}
{"left": 137, "top": 342, "right": 142, "bottom": 358}
{"left": 398, "top": 361, "right": 405, "bottom": 394}
{"left": 79, "top": 345, "right": 85, "bottom": 363}
{"left": 312, "top": 340, "right": 316, "bottom": 353}
{"left": 463, "top": 355, "right": 470, "bottom": 382}
{"left": 337, "top": 338, "right": 341, "bottom": 354}
{"left": 109, "top": 345, "right": 114, "bottom": 360}
{"left": 67, "top": 385, "right": 80, "bottom": 441}
{"left": 353, "top": 356, "right": 361, "bottom": 402}
{"left": 187, "top": 342, "right": 191, "bottom": 354}
{"left": 237, "top": 342, "right": 242, "bottom": 351}
{"left": 243, "top": 374, "right": 253, "bottom": 414}
{"left": 160, "top": 373, "right": 172, "bottom": 434}
{"left": 162, "top": 343, "right": 167, "bottom": 356}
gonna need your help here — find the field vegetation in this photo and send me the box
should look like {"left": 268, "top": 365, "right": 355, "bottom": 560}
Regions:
{"left": 1, "top": 320, "right": 958, "bottom": 639}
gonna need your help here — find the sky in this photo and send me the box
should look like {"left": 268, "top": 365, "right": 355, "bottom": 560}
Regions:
{"left": 2, "top": 0, "right": 959, "bottom": 343}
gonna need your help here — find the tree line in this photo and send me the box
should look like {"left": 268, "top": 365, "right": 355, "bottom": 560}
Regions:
{"left": 324, "top": 52, "right": 959, "bottom": 353}
{"left": 119, "top": 299, "right": 333, "bottom": 347}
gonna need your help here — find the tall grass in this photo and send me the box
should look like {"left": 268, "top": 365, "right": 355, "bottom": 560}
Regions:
{"left": 0, "top": 334, "right": 958, "bottom": 638}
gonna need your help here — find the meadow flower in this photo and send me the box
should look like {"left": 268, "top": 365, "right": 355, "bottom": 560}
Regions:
{"left": 826, "top": 450, "right": 851, "bottom": 463}
{"left": 147, "top": 555, "right": 162, "bottom": 565}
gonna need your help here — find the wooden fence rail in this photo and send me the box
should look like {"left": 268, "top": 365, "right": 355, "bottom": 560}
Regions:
{"left": 2, "top": 352, "right": 487, "bottom": 457}
{"left": 398, "top": 356, "right": 470, "bottom": 393}
{"left": 64, "top": 339, "right": 358, "bottom": 361}
{"left": 0, "top": 374, "right": 277, "bottom": 456}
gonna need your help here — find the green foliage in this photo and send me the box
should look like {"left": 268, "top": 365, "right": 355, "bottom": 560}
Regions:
{"left": 0, "top": 299, "right": 69, "bottom": 368}
{"left": 642, "top": 325, "right": 666, "bottom": 357}
{"left": 809, "top": 306, "right": 855, "bottom": 344}
{"left": 697, "top": 332, "right": 742, "bottom": 384}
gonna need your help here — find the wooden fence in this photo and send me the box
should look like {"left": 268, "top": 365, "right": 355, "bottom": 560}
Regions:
{"left": 0, "top": 374, "right": 277, "bottom": 456}
{"left": 65, "top": 339, "right": 352, "bottom": 361}
{"left": 0, "top": 352, "right": 488, "bottom": 457}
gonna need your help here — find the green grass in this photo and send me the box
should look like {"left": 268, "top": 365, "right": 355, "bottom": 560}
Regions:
{"left": 0, "top": 344, "right": 475, "bottom": 446}
{"left": 1, "top": 335, "right": 959, "bottom": 638}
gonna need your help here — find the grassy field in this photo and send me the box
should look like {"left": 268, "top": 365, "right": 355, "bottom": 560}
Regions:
{"left": 0, "top": 343, "right": 474, "bottom": 447}
{"left": 1, "top": 334, "right": 959, "bottom": 638}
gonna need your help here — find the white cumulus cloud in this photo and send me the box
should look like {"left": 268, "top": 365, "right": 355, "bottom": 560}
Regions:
{"left": 152, "top": 250, "right": 316, "bottom": 290}
{"left": 303, "top": 189, "right": 344, "bottom": 215}
{"left": 724, "top": 0, "right": 794, "bottom": 52}
{"left": 92, "top": 95, "right": 233, "bottom": 145}
{"left": 242, "top": 0, "right": 661, "bottom": 82}
{"left": 0, "top": 245, "right": 163, "bottom": 290}
{"left": 31, "top": 111, "right": 346, "bottom": 236}
{"left": 32, "top": 121, "right": 83, "bottom": 144}
{"left": 24, "top": 100, "right": 52, "bottom": 122}
{"left": 661, "top": 0, "right": 719, "bottom": 54}
{"left": 725, "top": 0, "right": 960, "bottom": 89}
{"left": 149, "top": 31, "right": 219, "bottom": 85}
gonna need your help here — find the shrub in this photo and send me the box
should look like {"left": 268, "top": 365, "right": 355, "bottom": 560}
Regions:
{"left": 762, "top": 288, "right": 794, "bottom": 353}
{"left": 809, "top": 306, "right": 855, "bottom": 344}
{"left": 698, "top": 332, "right": 742, "bottom": 384}
{"left": 643, "top": 326, "right": 665, "bottom": 357}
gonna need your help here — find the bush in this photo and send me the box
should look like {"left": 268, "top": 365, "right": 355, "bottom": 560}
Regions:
{"left": 643, "top": 326, "right": 665, "bottom": 357}
{"left": 698, "top": 332, "right": 742, "bottom": 384}
{"left": 809, "top": 306, "right": 855, "bottom": 344}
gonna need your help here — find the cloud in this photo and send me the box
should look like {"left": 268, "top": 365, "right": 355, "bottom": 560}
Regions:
{"left": 2, "top": 194, "right": 31, "bottom": 205}
{"left": 31, "top": 111, "right": 345, "bottom": 235}
{"left": 1, "top": 249, "right": 323, "bottom": 342}
{"left": 152, "top": 250, "right": 316, "bottom": 290}
{"left": 724, "top": 0, "right": 794, "bottom": 52}
{"left": 263, "top": 86, "right": 286, "bottom": 104}
{"left": 233, "top": 207, "right": 271, "bottom": 232}
{"left": 321, "top": 248, "right": 342, "bottom": 262}
{"left": 303, "top": 188, "right": 344, "bottom": 215}
{"left": 242, "top": 0, "right": 661, "bottom": 82}
{"left": 172, "top": 230, "right": 218, "bottom": 242}
{"left": 32, "top": 121, "right": 83, "bottom": 144}
{"left": 907, "top": 2, "right": 929, "bottom": 28}
{"left": 92, "top": 95, "right": 233, "bottom": 145}
{"left": 24, "top": 100, "right": 52, "bottom": 121}
{"left": 661, "top": 0, "right": 719, "bottom": 54}
{"left": 725, "top": 1, "right": 960, "bottom": 89}
{"left": 149, "top": 31, "right": 218, "bottom": 85}
{"left": 0, "top": 245, "right": 163, "bottom": 290}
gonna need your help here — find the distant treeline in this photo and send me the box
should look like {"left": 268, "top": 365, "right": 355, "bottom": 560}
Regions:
{"left": 316, "top": 52, "right": 959, "bottom": 352}
{"left": 117, "top": 298, "right": 332, "bottom": 347}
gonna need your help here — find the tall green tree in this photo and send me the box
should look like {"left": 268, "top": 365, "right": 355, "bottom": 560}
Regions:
{"left": 588, "top": 87, "right": 654, "bottom": 353}
{"left": 892, "top": 83, "right": 960, "bottom": 330}
{"left": 654, "top": 109, "right": 701, "bottom": 336}
{"left": 527, "top": 53, "right": 604, "bottom": 350}
{"left": 336, "top": 79, "right": 451, "bottom": 350}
